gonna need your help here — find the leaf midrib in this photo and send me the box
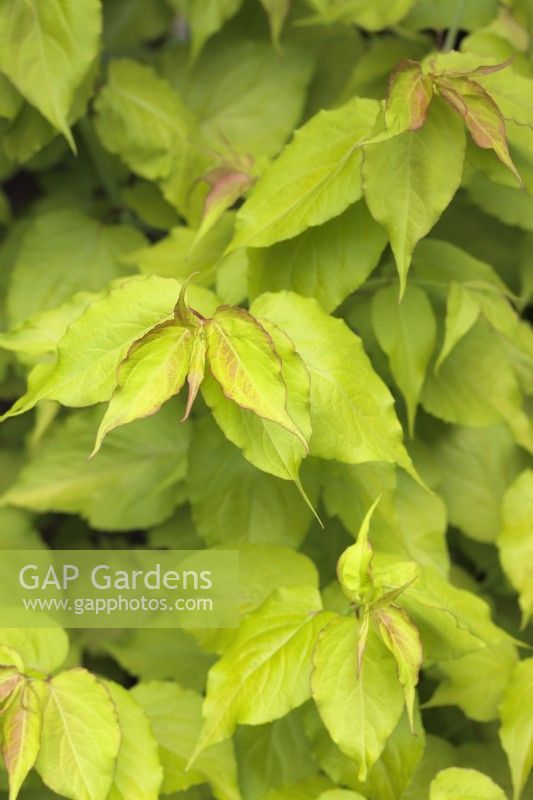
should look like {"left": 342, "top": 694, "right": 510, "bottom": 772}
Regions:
{"left": 201, "top": 610, "right": 322, "bottom": 746}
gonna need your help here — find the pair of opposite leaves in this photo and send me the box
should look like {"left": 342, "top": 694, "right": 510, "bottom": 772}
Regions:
{"left": 383, "top": 57, "right": 521, "bottom": 184}
{"left": 336, "top": 498, "right": 422, "bottom": 738}
{"left": 91, "top": 281, "right": 308, "bottom": 456}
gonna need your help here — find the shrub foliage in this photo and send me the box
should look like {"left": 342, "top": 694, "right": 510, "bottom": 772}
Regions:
{"left": 0, "top": 1, "right": 532, "bottom": 799}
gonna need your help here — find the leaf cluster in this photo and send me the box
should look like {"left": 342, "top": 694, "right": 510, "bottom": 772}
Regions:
{"left": 0, "top": 2, "right": 532, "bottom": 800}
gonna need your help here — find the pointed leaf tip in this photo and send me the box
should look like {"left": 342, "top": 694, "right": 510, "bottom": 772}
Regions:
{"left": 181, "top": 332, "right": 207, "bottom": 422}
{"left": 175, "top": 272, "right": 202, "bottom": 325}
{"left": 337, "top": 496, "right": 381, "bottom": 603}
{"left": 374, "top": 605, "right": 423, "bottom": 732}
{"left": 295, "top": 477, "right": 323, "bottom": 528}
{"left": 437, "top": 75, "right": 523, "bottom": 186}
{"left": 91, "top": 323, "right": 193, "bottom": 450}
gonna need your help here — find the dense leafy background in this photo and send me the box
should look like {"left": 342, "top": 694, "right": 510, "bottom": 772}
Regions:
{"left": 0, "top": 1, "right": 532, "bottom": 799}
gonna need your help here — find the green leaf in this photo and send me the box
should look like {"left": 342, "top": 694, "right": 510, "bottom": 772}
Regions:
{"left": 0, "top": 0, "right": 101, "bottom": 148}
{"left": 2, "top": 276, "right": 215, "bottom": 418}
{"left": 394, "top": 470, "right": 449, "bottom": 574}
{"left": 437, "top": 75, "right": 521, "bottom": 185}
{"left": 426, "top": 641, "right": 518, "bottom": 723}
{"left": 91, "top": 322, "right": 193, "bottom": 455}
{"left": 412, "top": 238, "right": 511, "bottom": 296}
{"left": 230, "top": 98, "right": 381, "bottom": 249}
{"left": 202, "top": 316, "right": 311, "bottom": 483}
{"left": 205, "top": 306, "right": 307, "bottom": 447}
{"left": 426, "top": 424, "right": 527, "bottom": 544}
{"left": 311, "top": 616, "right": 405, "bottom": 782}
{"left": 164, "top": 38, "right": 313, "bottom": 160}
{"left": 265, "top": 777, "right": 334, "bottom": 800}
{"left": 338, "top": 36, "right": 429, "bottom": 104}
{"left": 0, "top": 509, "right": 44, "bottom": 550}
{"left": 305, "top": 0, "right": 417, "bottom": 29}
{"left": 321, "top": 462, "right": 449, "bottom": 574}
{"left": 499, "top": 658, "right": 533, "bottom": 800}
{"left": 185, "top": 544, "right": 319, "bottom": 659}
{"left": 336, "top": 499, "right": 380, "bottom": 606}
{"left": 468, "top": 290, "right": 533, "bottom": 386}
{"left": 403, "top": 735, "right": 456, "bottom": 800}
{"left": 191, "top": 544, "right": 318, "bottom": 655}
{"left": 421, "top": 320, "right": 532, "bottom": 452}
{"left": 406, "top": 0, "right": 498, "bottom": 30}
{"left": 321, "top": 462, "right": 395, "bottom": 536}
{"left": 1, "top": 101, "right": 56, "bottom": 165}
{"left": 437, "top": 282, "right": 482, "bottom": 369}
{"left": 314, "top": 792, "right": 365, "bottom": 800}
{"left": 191, "top": 586, "right": 333, "bottom": 758}
{"left": 0, "top": 624, "right": 68, "bottom": 676}
{"left": 125, "top": 215, "right": 234, "bottom": 286}
{"left": 455, "top": 740, "right": 520, "bottom": 800}
{"left": 121, "top": 180, "right": 180, "bottom": 231}
{"left": 362, "top": 98, "right": 465, "bottom": 293}
{"left": 103, "top": 629, "right": 215, "bottom": 693}
{"left": 375, "top": 560, "right": 511, "bottom": 660}
{"left": 6, "top": 210, "right": 145, "bottom": 327}
{"left": 372, "top": 283, "right": 437, "bottom": 434}
{"left": 0, "top": 291, "right": 98, "bottom": 358}
{"left": 373, "top": 605, "right": 422, "bottom": 730}
{"left": 0, "top": 362, "right": 56, "bottom": 422}
{"left": 498, "top": 470, "right": 533, "bottom": 627}
{"left": 94, "top": 59, "right": 195, "bottom": 182}
{"left": 1, "top": 52, "right": 96, "bottom": 164}
{"left": 306, "top": 703, "right": 425, "bottom": 800}
{"left": 251, "top": 292, "right": 418, "bottom": 479}
{"left": 169, "top": 0, "right": 243, "bottom": 62}
{"left": 235, "top": 710, "right": 318, "bottom": 800}
{"left": 477, "top": 68, "right": 533, "bottom": 128}
{"left": 132, "top": 681, "right": 242, "bottom": 800}
{"left": 429, "top": 768, "right": 507, "bottom": 800}
{"left": 385, "top": 59, "right": 434, "bottom": 133}
{"left": 465, "top": 171, "right": 533, "bottom": 232}
{"left": 258, "top": 0, "right": 290, "bottom": 44}
{"left": 102, "top": 0, "right": 172, "bottom": 51}
{"left": 248, "top": 202, "right": 387, "bottom": 313}
{"left": 0, "top": 74, "right": 22, "bottom": 121}
{"left": 187, "top": 415, "right": 316, "bottom": 547}
{"left": 1, "top": 681, "right": 41, "bottom": 800}
{"left": 104, "top": 681, "right": 163, "bottom": 800}
{"left": 421, "top": 51, "right": 503, "bottom": 77}
{"left": 2, "top": 403, "right": 190, "bottom": 531}
{"left": 35, "top": 669, "right": 121, "bottom": 800}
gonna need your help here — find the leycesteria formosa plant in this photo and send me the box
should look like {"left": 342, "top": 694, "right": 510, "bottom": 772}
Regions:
{"left": 0, "top": 2, "right": 532, "bottom": 800}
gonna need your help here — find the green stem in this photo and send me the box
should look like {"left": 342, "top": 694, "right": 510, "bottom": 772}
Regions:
{"left": 77, "top": 116, "right": 123, "bottom": 208}
{"left": 443, "top": 0, "right": 466, "bottom": 51}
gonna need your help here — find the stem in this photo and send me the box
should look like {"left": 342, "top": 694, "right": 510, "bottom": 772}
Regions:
{"left": 443, "top": 0, "right": 466, "bottom": 51}
{"left": 77, "top": 116, "right": 123, "bottom": 208}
